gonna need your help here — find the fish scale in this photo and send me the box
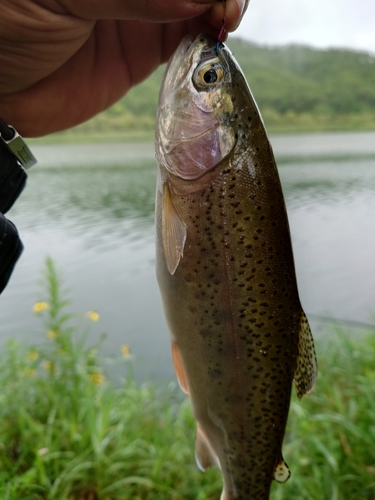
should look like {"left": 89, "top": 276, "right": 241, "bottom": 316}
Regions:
{"left": 155, "top": 33, "right": 317, "bottom": 500}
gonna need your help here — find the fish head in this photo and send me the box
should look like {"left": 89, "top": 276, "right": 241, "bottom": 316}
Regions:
{"left": 156, "top": 34, "right": 245, "bottom": 184}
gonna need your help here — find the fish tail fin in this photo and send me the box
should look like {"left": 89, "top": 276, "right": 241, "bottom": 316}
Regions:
{"left": 273, "top": 455, "right": 291, "bottom": 483}
{"left": 294, "top": 311, "right": 318, "bottom": 399}
{"left": 195, "top": 424, "right": 220, "bottom": 472}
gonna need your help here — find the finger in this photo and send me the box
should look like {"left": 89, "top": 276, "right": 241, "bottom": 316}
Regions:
{"left": 56, "top": 0, "right": 216, "bottom": 22}
{"left": 205, "top": 0, "right": 250, "bottom": 32}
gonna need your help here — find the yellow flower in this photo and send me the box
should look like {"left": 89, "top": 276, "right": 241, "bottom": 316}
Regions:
{"left": 46, "top": 330, "right": 58, "bottom": 339}
{"left": 87, "top": 311, "right": 100, "bottom": 322}
{"left": 89, "top": 373, "right": 105, "bottom": 385}
{"left": 27, "top": 351, "right": 39, "bottom": 362}
{"left": 43, "top": 361, "right": 53, "bottom": 371}
{"left": 121, "top": 345, "right": 131, "bottom": 358}
{"left": 32, "top": 302, "right": 49, "bottom": 313}
{"left": 37, "top": 447, "right": 49, "bottom": 456}
{"left": 25, "top": 368, "right": 36, "bottom": 377}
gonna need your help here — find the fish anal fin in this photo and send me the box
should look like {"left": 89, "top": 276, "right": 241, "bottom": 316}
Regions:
{"left": 162, "top": 182, "right": 187, "bottom": 275}
{"left": 294, "top": 312, "right": 318, "bottom": 399}
{"left": 273, "top": 456, "right": 291, "bottom": 483}
{"left": 171, "top": 343, "right": 189, "bottom": 395}
{"left": 195, "top": 424, "right": 219, "bottom": 472}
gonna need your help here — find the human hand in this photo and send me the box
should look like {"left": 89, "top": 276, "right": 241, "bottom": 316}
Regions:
{"left": 0, "top": 0, "right": 249, "bottom": 137}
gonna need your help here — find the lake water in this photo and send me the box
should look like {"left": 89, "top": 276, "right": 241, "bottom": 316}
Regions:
{"left": 2, "top": 131, "right": 375, "bottom": 382}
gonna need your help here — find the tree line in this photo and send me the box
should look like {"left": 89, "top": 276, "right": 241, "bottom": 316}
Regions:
{"left": 69, "top": 38, "right": 375, "bottom": 136}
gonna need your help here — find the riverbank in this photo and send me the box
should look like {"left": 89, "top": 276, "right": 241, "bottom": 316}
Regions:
{"left": 27, "top": 111, "right": 375, "bottom": 147}
{"left": 1, "top": 259, "right": 375, "bottom": 499}
{"left": 28, "top": 129, "right": 155, "bottom": 146}
{"left": 27, "top": 130, "right": 375, "bottom": 169}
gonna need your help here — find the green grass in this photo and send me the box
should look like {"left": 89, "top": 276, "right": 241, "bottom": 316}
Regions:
{"left": 28, "top": 130, "right": 155, "bottom": 147}
{"left": 1, "top": 258, "right": 375, "bottom": 499}
{"left": 271, "top": 328, "right": 375, "bottom": 500}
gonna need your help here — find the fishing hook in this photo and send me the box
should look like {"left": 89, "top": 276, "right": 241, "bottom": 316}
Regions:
{"left": 215, "top": 0, "right": 227, "bottom": 55}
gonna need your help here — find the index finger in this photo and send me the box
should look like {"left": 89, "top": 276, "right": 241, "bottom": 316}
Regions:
{"left": 53, "top": 0, "right": 217, "bottom": 22}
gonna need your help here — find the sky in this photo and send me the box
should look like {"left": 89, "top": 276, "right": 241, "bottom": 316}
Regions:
{"left": 235, "top": 0, "right": 375, "bottom": 54}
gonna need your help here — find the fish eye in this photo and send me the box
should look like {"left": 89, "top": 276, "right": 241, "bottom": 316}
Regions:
{"left": 194, "top": 58, "right": 224, "bottom": 89}
{"left": 204, "top": 69, "right": 218, "bottom": 84}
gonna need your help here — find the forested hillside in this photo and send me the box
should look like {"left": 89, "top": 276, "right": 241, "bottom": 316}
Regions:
{"left": 64, "top": 38, "right": 375, "bottom": 137}
{"left": 231, "top": 39, "right": 375, "bottom": 114}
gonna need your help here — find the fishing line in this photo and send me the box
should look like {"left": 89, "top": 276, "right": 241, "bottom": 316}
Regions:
{"left": 215, "top": 0, "right": 227, "bottom": 55}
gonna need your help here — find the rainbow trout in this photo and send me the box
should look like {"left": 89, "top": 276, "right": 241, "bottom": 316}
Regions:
{"left": 155, "top": 34, "right": 317, "bottom": 500}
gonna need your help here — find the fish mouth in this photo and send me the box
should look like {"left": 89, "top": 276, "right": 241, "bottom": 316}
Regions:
{"left": 172, "top": 34, "right": 194, "bottom": 64}
{"left": 162, "top": 35, "right": 194, "bottom": 86}
{"left": 181, "top": 34, "right": 194, "bottom": 54}
{"left": 174, "top": 34, "right": 217, "bottom": 63}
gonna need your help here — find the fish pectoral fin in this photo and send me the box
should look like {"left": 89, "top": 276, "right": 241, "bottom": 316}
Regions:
{"left": 171, "top": 343, "right": 189, "bottom": 395}
{"left": 273, "top": 456, "right": 291, "bottom": 483}
{"left": 195, "top": 425, "right": 220, "bottom": 472}
{"left": 294, "top": 312, "right": 318, "bottom": 399}
{"left": 161, "top": 182, "right": 187, "bottom": 275}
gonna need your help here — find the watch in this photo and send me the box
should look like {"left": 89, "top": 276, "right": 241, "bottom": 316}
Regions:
{"left": 0, "top": 118, "right": 37, "bottom": 294}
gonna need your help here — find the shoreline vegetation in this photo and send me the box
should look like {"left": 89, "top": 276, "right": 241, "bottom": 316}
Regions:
{"left": 30, "top": 38, "right": 375, "bottom": 146}
{"left": 2, "top": 258, "right": 375, "bottom": 499}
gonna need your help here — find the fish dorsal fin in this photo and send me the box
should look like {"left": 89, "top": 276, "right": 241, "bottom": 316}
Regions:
{"left": 273, "top": 456, "right": 291, "bottom": 483}
{"left": 161, "top": 182, "right": 187, "bottom": 275}
{"left": 171, "top": 343, "right": 189, "bottom": 395}
{"left": 294, "top": 312, "right": 318, "bottom": 399}
{"left": 195, "top": 424, "right": 220, "bottom": 472}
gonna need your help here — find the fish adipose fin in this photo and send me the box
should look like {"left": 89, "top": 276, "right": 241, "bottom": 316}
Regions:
{"left": 161, "top": 182, "right": 187, "bottom": 275}
{"left": 294, "top": 312, "right": 318, "bottom": 399}
{"left": 195, "top": 425, "right": 219, "bottom": 471}
{"left": 171, "top": 343, "right": 189, "bottom": 394}
{"left": 273, "top": 456, "right": 291, "bottom": 483}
